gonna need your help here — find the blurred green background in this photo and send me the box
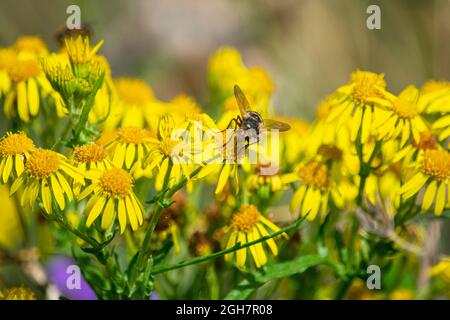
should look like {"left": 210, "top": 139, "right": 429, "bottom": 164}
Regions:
{"left": 1, "top": 0, "right": 449, "bottom": 120}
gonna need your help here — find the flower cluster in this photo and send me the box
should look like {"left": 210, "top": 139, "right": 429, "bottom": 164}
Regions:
{"left": 1, "top": 34, "right": 449, "bottom": 300}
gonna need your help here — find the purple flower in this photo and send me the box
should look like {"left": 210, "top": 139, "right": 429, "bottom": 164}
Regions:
{"left": 47, "top": 255, "right": 97, "bottom": 300}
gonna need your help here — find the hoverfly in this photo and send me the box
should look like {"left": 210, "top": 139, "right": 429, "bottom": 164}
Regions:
{"left": 221, "top": 85, "right": 290, "bottom": 158}
{"left": 228, "top": 84, "right": 291, "bottom": 134}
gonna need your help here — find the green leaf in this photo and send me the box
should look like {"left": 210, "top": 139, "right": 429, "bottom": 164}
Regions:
{"left": 224, "top": 254, "right": 326, "bottom": 299}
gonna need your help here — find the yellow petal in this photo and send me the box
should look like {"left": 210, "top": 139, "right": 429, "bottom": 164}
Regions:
{"left": 422, "top": 180, "right": 437, "bottom": 211}
{"left": 125, "top": 195, "right": 138, "bottom": 231}
{"left": 118, "top": 198, "right": 127, "bottom": 234}
{"left": 41, "top": 179, "right": 52, "bottom": 213}
{"left": 350, "top": 107, "right": 363, "bottom": 141}
{"left": 225, "top": 230, "right": 238, "bottom": 262}
{"left": 125, "top": 144, "right": 135, "bottom": 169}
{"left": 155, "top": 157, "right": 169, "bottom": 191}
{"left": 246, "top": 230, "right": 260, "bottom": 268}
{"left": 17, "top": 81, "right": 30, "bottom": 122}
{"left": 361, "top": 108, "right": 372, "bottom": 143}
{"left": 27, "top": 78, "right": 39, "bottom": 116}
{"left": 215, "top": 164, "right": 231, "bottom": 195}
{"left": 290, "top": 184, "right": 306, "bottom": 213}
{"left": 401, "top": 172, "right": 428, "bottom": 199}
{"left": 86, "top": 196, "right": 106, "bottom": 227}
{"left": 51, "top": 174, "right": 65, "bottom": 210}
{"left": 112, "top": 143, "right": 127, "bottom": 168}
{"left": 101, "top": 198, "right": 115, "bottom": 230}
{"left": 56, "top": 172, "right": 73, "bottom": 201}
{"left": 434, "top": 182, "right": 446, "bottom": 215}
{"left": 2, "top": 156, "right": 13, "bottom": 183}
{"left": 15, "top": 154, "right": 24, "bottom": 176}
{"left": 256, "top": 223, "right": 278, "bottom": 256}
{"left": 252, "top": 227, "right": 267, "bottom": 266}
{"left": 236, "top": 232, "right": 247, "bottom": 267}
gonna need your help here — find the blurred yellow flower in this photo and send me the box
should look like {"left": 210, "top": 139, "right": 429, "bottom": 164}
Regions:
{"left": 14, "top": 36, "right": 48, "bottom": 56}
{"left": 224, "top": 204, "right": 286, "bottom": 268}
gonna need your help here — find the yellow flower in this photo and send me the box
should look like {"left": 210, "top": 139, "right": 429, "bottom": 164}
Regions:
{"left": 290, "top": 160, "right": 355, "bottom": 221}
{"left": 106, "top": 77, "right": 165, "bottom": 129}
{"left": 146, "top": 114, "right": 194, "bottom": 190}
{"left": 326, "top": 70, "right": 395, "bottom": 143}
{"left": 10, "top": 148, "right": 84, "bottom": 214}
{"left": 392, "top": 130, "right": 438, "bottom": 164}
{"left": 429, "top": 257, "right": 450, "bottom": 283}
{"left": 0, "top": 132, "right": 35, "bottom": 183}
{"left": 4, "top": 56, "right": 51, "bottom": 122}
{"left": 64, "top": 36, "right": 104, "bottom": 65}
{"left": 78, "top": 167, "right": 144, "bottom": 233}
{"left": 224, "top": 204, "right": 286, "bottom": 268}
{"left": 106, "top": 127, "right": 154, "bottom": 178}
{"left": 377, "top": 85, "right": 429, "bottom": 146}
{"left": 14, "top": 36, "right": 48, "bottom": 56}
{"left": 0, "top": 48, "right": 16, "bottom": 97}
{"left": 0, "top": 287, "right": 36, "bottom": 300}
{"left": 420, "top": 80, "right": 450, "bottom": 114}
{"left": 399, "top": 149, "right": 450, "bottom": 215}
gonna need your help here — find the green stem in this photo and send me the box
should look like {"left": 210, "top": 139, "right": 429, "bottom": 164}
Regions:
{"left": 151, "top": 216, "right": 305, "bottom": 275}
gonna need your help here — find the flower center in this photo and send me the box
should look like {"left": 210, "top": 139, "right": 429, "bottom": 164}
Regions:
{"left": 8, "top": 59, "right": 41, "bottom": 82}
{"left": 413, "top": 131, "right": 437, "bottom": 150}
{"left": 393, "top": 98, "right": 418, "bottom": 119}
{"left": 74, "top": 142, "right": 107, "bottom": 163}
{"left": 298, "top": 161, "right": 329, "bottom": 189}
{"left": 422, "top": 149, "right": 450, "bottom": 181}
{"left": 230, "top": 204, "right": 260, "bottom": 232}
{"left": 115, "top": 78, "right": 154, "bottom": 106}
{"left": 26, "top": 149, "right": 60, "bottom": 179}
{"left": 99, "top": 168, "right": 133, "bottom": 197}
{"left": 350, "top": 70, "right": 386, "bottom": 105}
{"left": 318, "top": 144, "right": 343, "bottom": 161}
{"left": 117, "top": 127, "right": 153, "bottom": 145}
{"left": 0, "top": 132, "right": 34, "bottom": 157}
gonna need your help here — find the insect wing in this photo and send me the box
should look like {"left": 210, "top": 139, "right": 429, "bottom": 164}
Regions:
{"left": 263, "top": 119, "right": 291, "bottom": 132}
{"left": 233, "top": 85, "right": 251, "bottom": 117}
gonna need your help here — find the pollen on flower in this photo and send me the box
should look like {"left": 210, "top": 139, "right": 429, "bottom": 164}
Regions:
{"left": 298, "top": 161, "right": 329, "bottom": 189}
{"left": 0, "top": 132, "right": 34, "bottom": 157}
{"left": 26, "top": 149, "right": 60, "bottom": 179}
{"left": 413, "top": 131, "right": 437, "bottom": 150}
{"left": 115, "top": 78, "right": 154, "bottom": 106}
{"left": 230, "top": 204, "right": 260, "bottom": 232}
{"left": 74, "top": 142, "right": 107, "bottom": 163}
{"left": 392, "top": 97, "right": 418, "bottom": 119}
{"left": 350, "top": 70, "right": 386, "bottom": 104}
{"left": 8, "top": 59, "right": 41, "bottom": 82}
{"left": 421, "top": 150, "right": 450, "bottom": 181}
{"left": 100, "top": 168, "right": 133, "bottom": 197}
{"left": 117, "top": 127, "right": 153, "bottom": 144}
{"left": 318, "top": 144, "right": 343, "bottom": 161}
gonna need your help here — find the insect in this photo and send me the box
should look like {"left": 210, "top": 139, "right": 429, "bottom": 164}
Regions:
{"left": 229, "top": 85, "right": 291, "bottom": 134}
